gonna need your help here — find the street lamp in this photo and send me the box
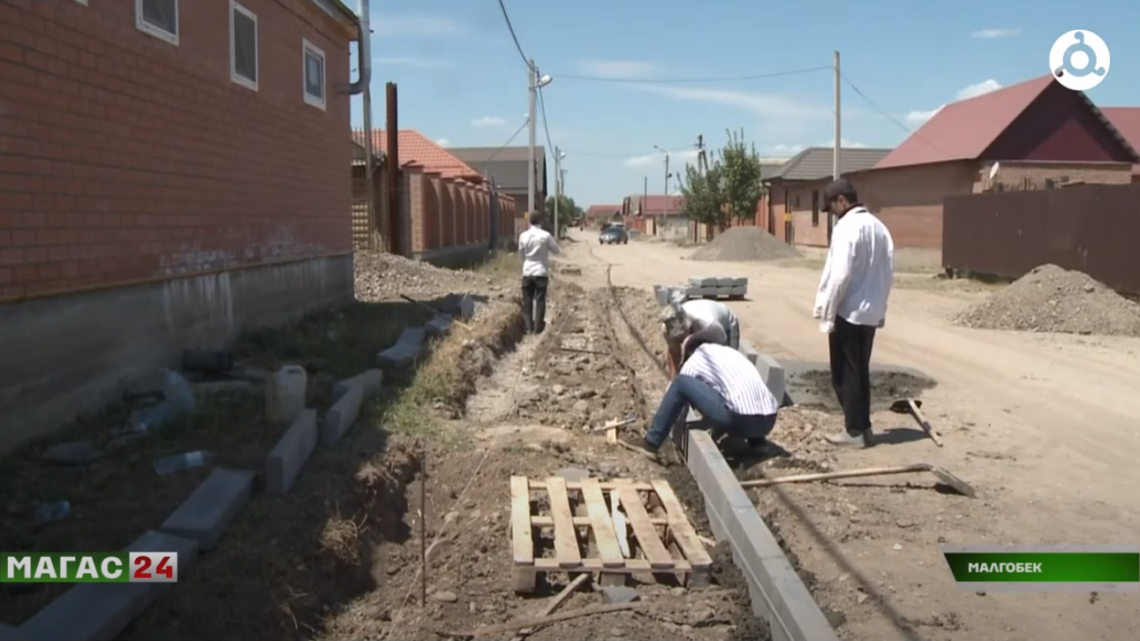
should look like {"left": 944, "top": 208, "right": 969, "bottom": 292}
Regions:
{"left": 528, "top": 61, "right": 553, "bottom": 216}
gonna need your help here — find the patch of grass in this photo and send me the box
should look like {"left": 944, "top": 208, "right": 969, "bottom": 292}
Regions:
{"left": 474, "top": 250, "right": 522, "bottom": 281}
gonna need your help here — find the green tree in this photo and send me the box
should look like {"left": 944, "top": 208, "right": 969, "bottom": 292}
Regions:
{"left": 545, "top": 194, "right": 584, "bottom": 234}
{"left": 677, "top": 129, "right": 764, "bottom": 232}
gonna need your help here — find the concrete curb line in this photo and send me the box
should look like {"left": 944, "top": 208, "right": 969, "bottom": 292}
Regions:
{"left": 686, "top": 430, "right": 839, "bottom": 641}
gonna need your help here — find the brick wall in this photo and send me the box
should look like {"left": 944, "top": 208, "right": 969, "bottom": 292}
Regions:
{"left": 975, "top": 161, "right": 1133, "bottom": 191}
{"left": 0, "top": 0, "right": 355, "bottom": 300}
{"left": 394, "top": 167, "right": 510, "bottom": 259}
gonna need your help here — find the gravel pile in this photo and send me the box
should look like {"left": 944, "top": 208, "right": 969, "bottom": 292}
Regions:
{"left": 955, "top": 264, "right": 1140, "bottom": 336}
{"left": 353, "top": 251, "right": 494, "bottom": 301}
{"left": 689, "top": 226, "right": 801, "bottom": 262}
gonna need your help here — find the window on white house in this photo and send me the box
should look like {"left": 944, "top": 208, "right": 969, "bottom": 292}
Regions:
{"left": 230, "top": 1, "right": 258, "bottom": 90}
{"left": 303, "top": 39, "right": 326, "bottom": 110}
{"left": 136, "top": 0, "right": 178, "bottom": 44}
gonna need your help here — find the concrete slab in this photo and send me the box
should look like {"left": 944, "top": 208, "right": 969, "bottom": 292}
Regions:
{"left": 738, "top": 340, "right": 760, "bottom": 365}
{"left": 716, "top": 287, "right": 734, "bottom": 298}
{"left": 689, "top": 276, "right": 718, "bottom": 287}
{"left": 757, "top": 354, "right": 786, "bottom": 406}
{"left": 321, "top": 384, "right": 362, "bottom": 446}
{"left": 397, "top": 327, "right": 427, "bottom": 347}
{"left": 730, "top": 285, "right": 748, "bottom": 297}
{"left": 264, "top": 409, "right": 318, "bottom": 495}
{"left": 700, "top": 287, "right": 718, "bottom": 298}
{"left": 159, "top": 468, "right": 254, "bottom": 550}
{"left": 653, "top": 285, "right": 668, "bottom": 305}
{"left": 425, "top": 314, "right": 453, "bottom": 337}
{"left": 442, "top": 293, "right": 476, "bottom": 320}
{"left": 715, "top": 277, "right": 735, "bottom": 287}
{"left": 684, "top": 286, "right": 702, "bottom": 299}
{"left": 376, "top": 341, "right": 422, "bottom": 372}
{"left": 730, "top": 277, "right": 748, "bottom": 287}
{"left": 331, "top": 369, "right": 383, "bottom": 404}
{"left": 686, "top": 430, "right": 839, "bottom": 641}
{"left": 21, "top": 530, "right": 199, "bottom": 641}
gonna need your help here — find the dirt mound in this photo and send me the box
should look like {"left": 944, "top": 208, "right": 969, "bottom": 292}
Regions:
{"left": 955, "top": 264, "right": 1140, "bottom": 336}
{"left": 355, "top": 251, "right": 493, "bottom": 301}
{"left": 689, "top": 227, "right": 801, "bottom": 262}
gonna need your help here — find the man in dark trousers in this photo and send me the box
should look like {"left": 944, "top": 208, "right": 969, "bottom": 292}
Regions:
{"left": 813, "top": 179, "right": 894, "bottom": 447}
{"left": 517, "top": 211, "right": 559, "bottom": 334}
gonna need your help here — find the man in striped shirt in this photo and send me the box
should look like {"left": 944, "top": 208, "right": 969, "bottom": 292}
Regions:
{"left": 624, "top": 327, "right": 780, "bottom": 461}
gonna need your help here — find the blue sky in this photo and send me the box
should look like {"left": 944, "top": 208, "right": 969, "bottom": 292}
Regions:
{"left": 350, "top": 0, "right": 1140, "bottom": 207}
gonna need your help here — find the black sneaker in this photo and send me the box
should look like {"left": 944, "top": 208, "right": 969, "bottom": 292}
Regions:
{"left": 619, "top": 435, "right": 660, "bottom": 462}
{"left": 823, "top": 430, "right": 875, "bottom": 448}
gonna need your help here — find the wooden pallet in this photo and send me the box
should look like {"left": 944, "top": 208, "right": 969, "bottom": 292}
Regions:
{"left": 510, "top": 476, "right": 713, "bottom": 593}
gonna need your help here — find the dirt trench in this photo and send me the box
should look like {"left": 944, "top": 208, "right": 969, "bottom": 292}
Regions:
{"left": 310, "top": 281, "right": 786, "bottom": 641}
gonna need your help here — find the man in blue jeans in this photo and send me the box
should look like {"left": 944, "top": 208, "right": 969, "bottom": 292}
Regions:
{"left": 624, "top": 327, "right": 780, "bottom": 461}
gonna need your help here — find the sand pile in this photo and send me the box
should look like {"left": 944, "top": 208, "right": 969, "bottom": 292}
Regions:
{"left": 353, "top": 251, "right": 491, "bottom": 301}
{"left": 689, "top": 226, "right": 801, "bottom": 262}
{"left": 955, "top": 264, "right": 1140, "bottom": 336}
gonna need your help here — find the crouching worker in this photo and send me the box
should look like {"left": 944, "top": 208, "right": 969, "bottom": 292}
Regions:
{"left": 661, "top": 301, "right": 731, "bottom": 379}
{"left": 625, "top": 327, "right": 779, "bottom": 462}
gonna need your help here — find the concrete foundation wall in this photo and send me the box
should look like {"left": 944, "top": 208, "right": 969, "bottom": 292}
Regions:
{"left": 0, "top": 255, "right": 354, "bottom": 455}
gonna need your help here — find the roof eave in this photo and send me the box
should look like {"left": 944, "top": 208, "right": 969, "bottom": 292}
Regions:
{"left": 308, "top": 0, "right": 359, "bottom": 25}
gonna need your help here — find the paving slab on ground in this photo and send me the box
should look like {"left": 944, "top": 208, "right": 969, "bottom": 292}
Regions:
{"left": 159, "top": 468, "right": 254, "bottom": 550}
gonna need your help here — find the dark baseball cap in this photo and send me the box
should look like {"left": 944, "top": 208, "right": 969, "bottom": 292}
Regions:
{"left": 820, "top": 178, "right": 857, "bottom": 205}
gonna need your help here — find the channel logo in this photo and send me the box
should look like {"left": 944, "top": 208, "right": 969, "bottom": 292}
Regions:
{"left": 1050, "top": 30, "right": 1110, "bottom": 91}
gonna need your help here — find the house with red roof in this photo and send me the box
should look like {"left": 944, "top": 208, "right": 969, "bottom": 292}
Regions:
{"left": 1100, "top": 108, "right": 1140, "bottom": 182}
{"left": 841, "top": 75, "right": 1139, "bottom": 251}
{"left": 353, "top": 129, "right": 517, "bottom": 264}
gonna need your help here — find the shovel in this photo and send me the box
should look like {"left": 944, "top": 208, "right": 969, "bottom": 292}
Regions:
{"left": 889, "top": 399, "right": 943, "bottom": 447}
{"left": 740, "top": 463, "right": 975, "bottom": 497}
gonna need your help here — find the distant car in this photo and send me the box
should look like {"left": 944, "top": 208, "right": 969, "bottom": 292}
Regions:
{"left": 599, "top": 225, "right": 628, "bottom": 245}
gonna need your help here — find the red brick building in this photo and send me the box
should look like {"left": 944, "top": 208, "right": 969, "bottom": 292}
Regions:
{"left": 0, "top": 0, "right": 362, "bottom": 451}
{"left": 846, "top": 75, "right": 1139, "bottom": 250}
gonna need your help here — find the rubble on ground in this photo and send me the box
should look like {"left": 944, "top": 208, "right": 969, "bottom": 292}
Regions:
{"left": 955, "top": 264, "right": 1140, "bottom": 336}
{"left": 354, "top": 251, "right": 498, "bottom": 301}
{"left": 689, "top": 227, "right": 801, "bottom": 262}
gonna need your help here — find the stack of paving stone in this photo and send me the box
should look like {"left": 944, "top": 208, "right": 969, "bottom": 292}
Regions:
{"left": 684, "top": 276, "right": 748, "bottom": 300}
{"left": 375, "top": 293, "right": 476, "bottom": 374}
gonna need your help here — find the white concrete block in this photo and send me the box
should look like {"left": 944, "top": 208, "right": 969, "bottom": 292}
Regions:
{"left": 331, "top": 369, "right": 383, "bottom": 403}
{"left": 684, "top": 286, "right": 702, "bottom": 299}
{"left": 700, "top": 287, "right": 718, "bottom": 297}
{"left": 397, "top": 327, "right": 427, "bottom": 347}
{"left": 21, "top": 531, "right": 199, "bottom": 641}
{"left": 730, "top": 285, "right": 747, "bottom": 297}
{"left": 689, "top": 276, "right": 718, "bottom": 287}
{"left": 321, "top": 384, "right": 363, "bottom": 446}
{"left": 265, "top": 409, "right": 318, "bottom": 495}
{"left": 716, "top": 287, "right": 734, "bottom": 298}
{"left": 757, "top": 353, "right": 786, "bottom": 406}
{"left": 376, "top": 342, "right": 422, "bottom": 371}
{"left": 738, "top": 340, "right": 759, "bottom": 365}
{"left": 425, "top": 314, "right": 453, "bottom": 337}
{"left": 159, "top": 468, "right": 254, "bottom": 550}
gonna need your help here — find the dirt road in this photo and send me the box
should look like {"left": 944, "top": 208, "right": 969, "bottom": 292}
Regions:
{"left": 560, "top": 231, "right": 1140, "bottom": 641}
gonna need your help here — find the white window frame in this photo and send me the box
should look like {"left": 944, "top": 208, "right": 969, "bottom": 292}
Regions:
{"left": 229, "top": 1, "right": 258, "bottom": 91}
{"left": 136, "top": 0, "right": 178, "bottom": 46}
{"left": 302, "top": 39, "right": 327, "bottom": 111}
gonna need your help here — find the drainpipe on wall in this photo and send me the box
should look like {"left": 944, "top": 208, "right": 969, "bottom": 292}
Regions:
{"left": 342, "top": 0, "right": 375, "bottom": 249}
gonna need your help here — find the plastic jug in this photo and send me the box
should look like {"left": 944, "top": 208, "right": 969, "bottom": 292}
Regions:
{"left": 266, "top": 365, "right": 307, "bottom": 424}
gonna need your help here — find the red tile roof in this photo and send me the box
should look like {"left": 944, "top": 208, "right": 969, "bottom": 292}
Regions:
{"left": 586, "top": 204, "right": 622, "bottom": 218}
{"left": 629, "top": 194, "right": 684, "bottom": 215}
{"left": 352, "top": 129, "right": 482, "bottom": 181}
{"left": 875, "top": 75, "right": 1057, "bottom": 170}
{"left": 1101, "top": 107, "right": 1140, "bottom": 175}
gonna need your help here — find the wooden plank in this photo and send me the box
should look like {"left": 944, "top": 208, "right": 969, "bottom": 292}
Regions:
{"left": 530, "top": 480, "right": 655, "bottom": 492}
{"left": 651, "top": 479, "right": 713, "bottom": 568}
{"left": 533, "top": 557, "right": 692, "bottom": 572}
{"left": 579, "top": 478, "right": 625, "bottom": 568}
{"left": 531, "top": 515, "right": 669, "bottom": 527}
{"left": 510, "top": 476, "right": 535, "bottom": 566}
{"left": 614, "top": 480, "right": 674, "bottom": 569}
{"left": 544, "top": 477, "right": 582, "bottom": 568}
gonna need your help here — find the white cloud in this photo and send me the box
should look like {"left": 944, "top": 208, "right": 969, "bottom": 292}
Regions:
{"left": 624, "top": 149, "right": 700, "bottom": 168}
{"left": 436, "top": 138, "right": 450, "bottom": 147}
{"left": 955, "top": 79, "right": 1002, "bottom": 100}
{"left": 768, "top": 144, "right": 805, "bottom": 155}
{"left": 373, "top": 15, "right": 464, "bottom": 37}
{"left": 577, "top": 60, "right": 658, "bottom": 78}
{"left": 633, "top": 85, "right": 829, "bottom": 122}
{"left": 905, "top": 79, "right": 1003, "bottom": 125}
{"left": 375, "top": 56, "right": 451, "bottom": 68}
{"left": 766, "top": 139, "right": 866, "bottom": 155}
{"left": 470, "top": 116, "right": 507, "bottom": 128}
{"left": 971, "top": 28, "right": 1021, "bottom": 39}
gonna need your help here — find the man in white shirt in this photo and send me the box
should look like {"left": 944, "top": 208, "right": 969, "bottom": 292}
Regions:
{"left": 624, "top": 327, "right": 779, "bottom": 461}
{"left": 812, "top": 179, "right": 894, "bottom": 447}
{"left": 518, "top": 211, "right": 560, "bottom": 334}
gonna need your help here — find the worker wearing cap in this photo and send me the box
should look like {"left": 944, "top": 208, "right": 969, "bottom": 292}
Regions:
{"left": 660, "top": 299, "right": 734, "bottom": 379}
{"left": 813, "top": 179, "right": 894, "bottom": 448}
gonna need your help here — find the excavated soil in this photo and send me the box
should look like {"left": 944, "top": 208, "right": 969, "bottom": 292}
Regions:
{"left": 689, "top": 227, "right": 801, "bottom": 262}
{"left": 793, "top": 369, "right": 938, "bottom": 413}
{"left": 955, "top": 264, "right": 1140, "bottom": 336}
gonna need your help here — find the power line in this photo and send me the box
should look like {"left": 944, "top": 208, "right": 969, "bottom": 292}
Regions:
{"left": 839, "top": 71, "right": 956, "bottom": 156}
{"left": 495, "top": 0, "right": 528, "bottom": 65}
{"left": 484, "top": 119, "right": 529, "bottom": 163}
{"left": 550, "top": 65, "right": 831, "bottom": 84}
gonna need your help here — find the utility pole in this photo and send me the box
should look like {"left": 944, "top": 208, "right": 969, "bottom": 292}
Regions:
{"left": 553, "top": 145, "right": 561, "bottom": 236}
{"left": 833, "top": 50, "right": 841, "bottom": 180}
{"left": 527, "top": 58, "right": 537, "bottom": 217}
{"left": 643, "top": 176, "right": 648, "bottom": 216}
{"left": 694, "top": 134, "right": 704, "bottom": 243}
{"left": 663, "top": 153, "right": 671, "bottom": 218}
